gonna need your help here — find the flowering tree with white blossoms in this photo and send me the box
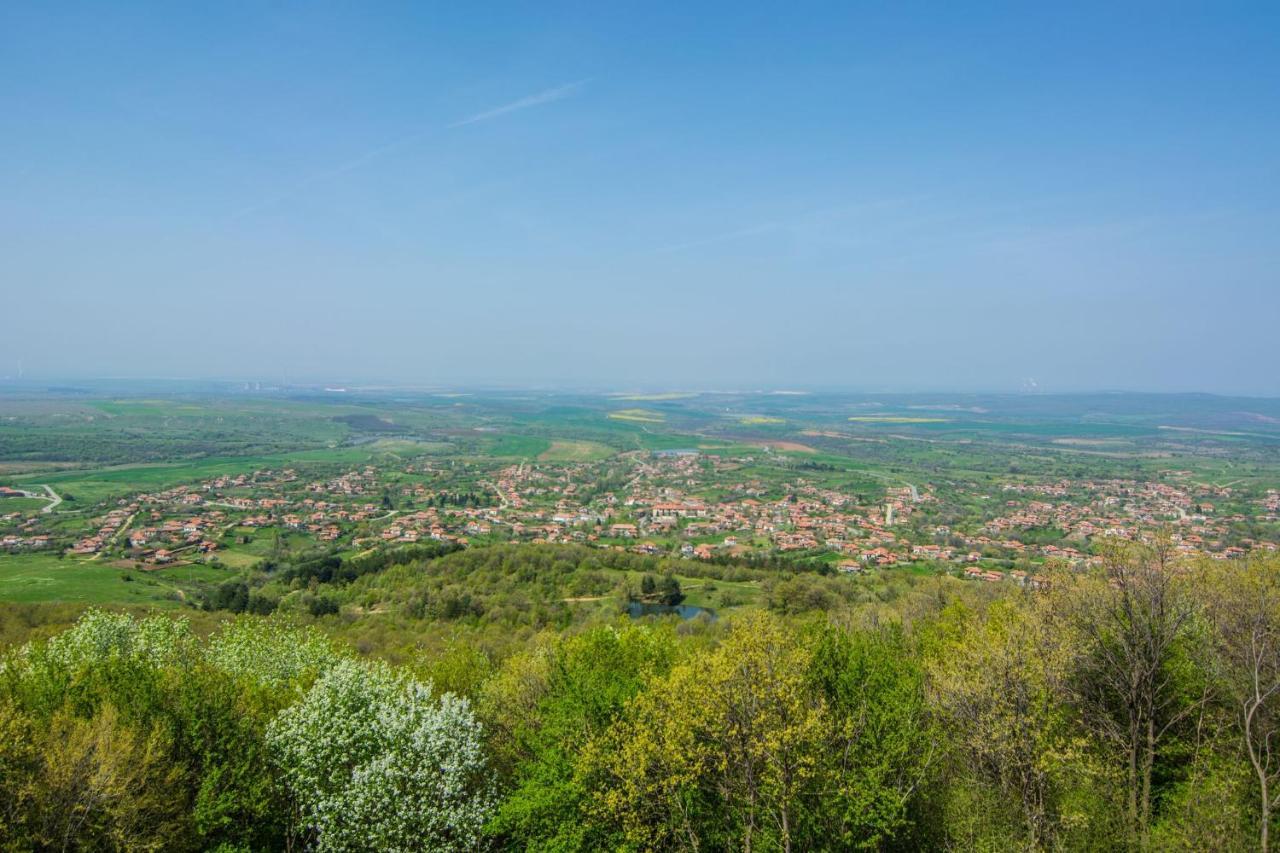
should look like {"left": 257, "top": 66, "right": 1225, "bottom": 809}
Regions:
{"left": 266, "top": 657, "right": 494, "bottom": 852}
{"left": 2, "top": 610, "right": 195, "bottom": 709}
{"left": 205, "top": 618, "right": 341, "bottom": 691}
{"left": 42, "top": 609, "right": 194, "bottom": 671}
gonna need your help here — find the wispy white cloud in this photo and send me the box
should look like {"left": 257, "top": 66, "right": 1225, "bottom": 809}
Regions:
{"left": 649, "top": 223, "right": 782, "bottom": 254}
{"left": 646, "top": 197, "right": 928, "bottom": 255}
{"left": 448, "top": 79, "right": 589, "bottom": 128}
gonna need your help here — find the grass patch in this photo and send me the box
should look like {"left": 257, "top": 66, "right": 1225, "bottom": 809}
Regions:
{"left": 209, "top": 549, "right": 264, "bottom": 570}
{"left": 0, "top": 497, "right": 52, "bottom": 513}
{"left": 0, "top": 554, "right": 200, "bottom": 607}
{"left": 607, "top": 409, "right": 666, "bottom": 424}
{"left": 485, "top": 435, "right": 553, "bottom": 458}
{"left": 675, "top": 575, "right": 763, "bottom": 610}
{"left": 538, "top": 440, "right": 616, "bottom": 463}
{"left": 150, "top": 562, "right": 238, "bottom": 585}
{"left": 849, "top": 416, "right": 950, "bottom": 424}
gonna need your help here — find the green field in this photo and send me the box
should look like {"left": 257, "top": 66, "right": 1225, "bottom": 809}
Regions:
{"left": 213, "top": 548, "right": 266, "bottom": 570}
{"left": 0, "top": 497, "right": 51, "bottom": 513}
{"left": 0, "top": 553, "right": 228, "bottom": 607}
{"left": 484, "top": 435, "right": 553, "bottom": 458}
{"left": 3, "top": 387, "right": 1279, "bottom": 615}
{"left": 607, "top": 408, "right": 666, "bottom": 423}
{"left": 675, "top": 575, "right": 763, "bottom": 609}
{"left": 538, "top": 439, "right": 616, "bottom": 462}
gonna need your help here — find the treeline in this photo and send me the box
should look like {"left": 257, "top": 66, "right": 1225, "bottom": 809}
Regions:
{"left": 198, "top": 539, "right": 976, "bottom": 637}
{"left": 699, "top": 547, "right": 836, "bottom": 575}
{"left": 5, "top": 541, "right": 1280, "bottom": 849}
{"left": 201, "top": 542, "right": 462, "bottom": 615}
{"left": 347, "top": 544, "right": 677, "bottom": 627}
{"left": 273, "top": 541, "right": 463, "bottom": 586}
{"left": 631, "top": 571, "right": 684, "bottom": 605}
{"left": 215, "top": 543, "right": 742, "bottom": 629}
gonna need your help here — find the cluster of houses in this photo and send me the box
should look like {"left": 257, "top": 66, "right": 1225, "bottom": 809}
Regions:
{"left": 347, "top": 454, "right": 1280, "bottom": 572}
{"left": 7, "top": 448, "right": 1278, "bottom": 579}
{"left": 377, "top": 457, "right": 936, "bottom": 565}
{"left": 69, "top": 507, "right": 136, "bottom": 555}
{"left": 1, "top": 493, "right": 53, "bottom": 550}
{"left": 986, "top": 478, "right": 1277, "bottom": 558}
{"left": 0, "top": 533, "right": 51, "bottom": 551}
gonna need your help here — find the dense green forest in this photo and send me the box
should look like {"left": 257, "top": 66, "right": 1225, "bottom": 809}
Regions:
{"left": 2, "top": 540, "right": 1280, "bottom": 851}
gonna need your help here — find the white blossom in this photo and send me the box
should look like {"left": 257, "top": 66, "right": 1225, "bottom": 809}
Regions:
{"left": 40, "top": 609, "right": 193, "bottom": 672}
{"left": 206, "top": 618, "right": 341, "bottom": 690}
{"left": 267, "top": 658, "right": 494, "bottom": 851}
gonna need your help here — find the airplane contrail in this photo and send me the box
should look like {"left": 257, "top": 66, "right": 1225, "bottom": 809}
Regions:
{"left": 448, "top": 79, "right": 588, "bottom": 128}
{"left": 230, "top": 80, "right": 588, "bottom": 219}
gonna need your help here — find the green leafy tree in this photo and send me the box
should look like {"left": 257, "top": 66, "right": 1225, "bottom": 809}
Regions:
{"left": 926, "top": 597, "right": 1107, "bottom": 848}
{"left": 588, "top": 611, "right": 825, "bottom": 852}
{"left": 487, "top": 624, "right": 677, "bottom": 850}
{"left": 1204, "top": 554, "right": 1280, "bottom": 851}
{"left": 808, "top": 623, "right": 936, "bottom": 849}
{"left": 1055, "top": 539, "right": 1209, "bottom": 847}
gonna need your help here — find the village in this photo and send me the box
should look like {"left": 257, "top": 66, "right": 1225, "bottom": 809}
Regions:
{"left": 3, "top": 446, "right": 1277, "bottom": 585}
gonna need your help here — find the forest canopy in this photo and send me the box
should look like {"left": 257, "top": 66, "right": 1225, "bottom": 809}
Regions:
{"left": 1, "top": 540, "right": 1279, "bottom": 850}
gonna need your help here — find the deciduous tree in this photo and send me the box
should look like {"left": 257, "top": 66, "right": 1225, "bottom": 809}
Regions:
{"left": 1205, "top": 555, "right": 1280, "bottom": 851}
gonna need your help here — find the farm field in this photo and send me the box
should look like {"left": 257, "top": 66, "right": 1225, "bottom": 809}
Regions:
{"left": 606, "top": 408, "right": 666, "bottom": 423}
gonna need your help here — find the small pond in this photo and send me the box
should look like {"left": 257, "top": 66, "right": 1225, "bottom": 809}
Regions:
{"left": 626, "top": 601, "right": 716, "bottom": 621}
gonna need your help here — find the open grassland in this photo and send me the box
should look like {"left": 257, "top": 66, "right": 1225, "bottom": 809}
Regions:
{"left": 218, "top": 529, "right": 317, "bottom": 563}
{"left": 148, "top": 562, "right": 238, "bottom": 585}
{"left": 607, "top": 408, "right": 666, "bottom": 423}
{"left": 755, "top": 440, "right": 818, "bottom": 453}
{"left": 484, "top": 435, "right": 552, "bottom": 458}
{"left": 211, "top": 549, "right": 263, "bottom": 570}
{"left": 0, "top": 497, "right": 52, "bottom": 513}
{"left": 538, "top": 440, "right": 616, "bottom": 463}
{"left": 674, "top": 575, "right": 763, "bottom": 609}
{"left": 0, "top": 554, "right": 212, "bottom": 607}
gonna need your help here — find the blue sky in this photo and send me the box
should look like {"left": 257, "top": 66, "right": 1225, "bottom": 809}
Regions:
{"left": 3, "top": 2, "right": 1278, "bottom": 392}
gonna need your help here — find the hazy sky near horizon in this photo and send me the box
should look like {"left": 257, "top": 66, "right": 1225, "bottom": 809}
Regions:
{"left": 3, "top": 2, "right": 1279, "bottom": 393}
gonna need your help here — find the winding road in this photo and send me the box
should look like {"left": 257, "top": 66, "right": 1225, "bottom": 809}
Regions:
{"left": 41, "top": 485, "right": 63, "bottom": 513}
